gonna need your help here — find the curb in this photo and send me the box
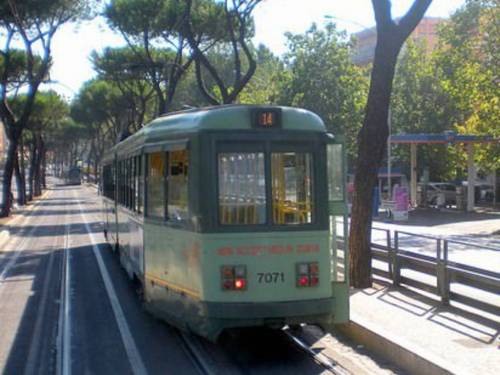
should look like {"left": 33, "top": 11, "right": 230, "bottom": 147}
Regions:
{"left": 335, "top": 315, "right": 463, "bottom": 375}
{"left": 0, "top": 190, "right": 50, "bottom": 248}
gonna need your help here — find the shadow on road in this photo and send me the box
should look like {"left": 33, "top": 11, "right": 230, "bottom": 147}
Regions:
{"left": 6, "top": 221, "right": 103, "bottom": 238}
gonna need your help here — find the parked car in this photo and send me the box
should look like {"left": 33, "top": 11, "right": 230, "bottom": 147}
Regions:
{"left": 420, "top": 182, "right": 458, "bottom": 206}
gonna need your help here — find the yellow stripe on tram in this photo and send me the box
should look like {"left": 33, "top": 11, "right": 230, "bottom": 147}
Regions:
{"left": 145, "top": 273, "right": 201, "bottom": 300}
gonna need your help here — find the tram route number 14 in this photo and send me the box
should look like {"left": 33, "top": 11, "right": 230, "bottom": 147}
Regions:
{"left": 257, "top": 272, "right": 285, "bottom": 283}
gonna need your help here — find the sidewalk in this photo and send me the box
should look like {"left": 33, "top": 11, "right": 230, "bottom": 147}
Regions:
{"left": 0, "top": 189, "right": 50, "bottom": 246}
{"left": 343, "top": 281, "right": 499, "bottom": 375}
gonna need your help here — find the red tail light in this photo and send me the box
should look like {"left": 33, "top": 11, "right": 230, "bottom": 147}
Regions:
{"left": 234, "top": 278, "right": 246, "bottom": 290}
{"left": 296, "top": 262, "right": 319, "bottom": 287}
{"left": 221, "top": 265, "right": 247, "bottom": 291}
{"left": 298, "top": 276, "right": 309, "bottom": 287}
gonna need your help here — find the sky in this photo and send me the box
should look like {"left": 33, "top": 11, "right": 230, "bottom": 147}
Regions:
{"left": 48, "top": 0, "right": 466, "bottom": 98}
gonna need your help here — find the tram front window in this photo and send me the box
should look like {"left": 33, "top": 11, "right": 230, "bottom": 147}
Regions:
{"left": 218, "top": 153, "right": 266, "bottom": 225}
{"left": 271, "top": 152, "right": 313, "bottom": 225}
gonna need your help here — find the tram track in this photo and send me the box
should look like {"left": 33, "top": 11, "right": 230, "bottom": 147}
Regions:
{"left": 177, "top": 330, "right": 219, "bottom": 375}
{"left": 283, "top": 327, "right": 350, "bottom": 375}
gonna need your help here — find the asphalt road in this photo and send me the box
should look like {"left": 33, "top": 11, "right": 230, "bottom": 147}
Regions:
{"left": 0, "top": 182, "right": 340, "bottom": 375}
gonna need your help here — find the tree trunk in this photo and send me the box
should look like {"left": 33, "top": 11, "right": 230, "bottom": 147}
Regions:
{"left": 28, "top": 139, "right": 36, "bottom": 201}
{"left": 349, "top": 39, "right": 400, "bottom": 288}
{"left": 94, "top": 158, "right": 99, "bottom": 186}
{"left": 34, "top": 135, "right": 43, "bottom": 197}
{"left": 20, "top": 138, "right": 28, "bottom": 201}
{"left": 1, "top": 139, "right": 17, "bottom": 217}
{"left": 348, "top": 0, "right": 432, "bottom": 288}
{"left": 14, "top": 150, "right": 26, "bottom": 206}
{"left": 41, "top": 148, "right": 46, "bottom": 189}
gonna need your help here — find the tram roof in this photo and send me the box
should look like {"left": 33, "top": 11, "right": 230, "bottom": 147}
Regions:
{"left": 105, "top": 105, "right": 327, "bottom": 160}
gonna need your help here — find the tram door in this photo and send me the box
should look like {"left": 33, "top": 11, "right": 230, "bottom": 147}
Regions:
{"left": 326, "top": 135, "right": 349, "bottom": 323}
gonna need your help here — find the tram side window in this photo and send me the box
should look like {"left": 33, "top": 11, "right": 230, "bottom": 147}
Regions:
{"left": 218, "top": 153, "right": 266, "bottom": 225}
{"left": 111, "top": 164, "right": 116, "bottom": 200}
{"left": 125, "top": 159, "right": 129, "bottom": 208}
{"left": 167, "top": 149, "right": 189, "bottom": 222}
{"left": 129, "top": 157, "right": 135, "bottom": 210}
{"left": 121, "top": 161, "right": 125, "bottom": 206}
{"left": 122, "top": 160, "right": 127, "bottom": 206}
{"left": 137, "top": 155, "right": 144, "bottom": 214}
{"left": 146, "top": 152, "right": 165, "bottom": 219}
{"left": 118, "top": 161, "right": 124, "bottom": 205}
{"left": 123, "top": 160, "right": 128, "bottom": 206}
{"left": 271, "top": 152, "right": 314, "bottom": 224}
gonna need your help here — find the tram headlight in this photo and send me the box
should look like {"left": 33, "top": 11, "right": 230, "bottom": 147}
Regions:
{"left": 221, "top": 265, "right": 247, "bottom": 291}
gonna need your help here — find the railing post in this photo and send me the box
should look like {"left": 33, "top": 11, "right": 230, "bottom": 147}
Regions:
{"left": 393, "top": 231, "right": 400, "bottom": 286}
{"left": 387, "top": 229, "right": 393, "bottom": 279}
{"left": 442, "top": 240, "right": 450, "bottom": 305}
{"left": 437, "top": 239, "right": 450, "bottom": 305}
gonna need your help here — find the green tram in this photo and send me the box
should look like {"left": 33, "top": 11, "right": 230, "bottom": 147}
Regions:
{"left": 101, "top": 105, "right": 349, "bottom": 341}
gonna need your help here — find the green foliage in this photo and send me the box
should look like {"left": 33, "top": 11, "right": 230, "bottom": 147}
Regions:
{"left": 390, "top": 41, "right": 457, "bottom": 180}
{"left": 0, "top": 49, "right": 48, "bottom": 88}
{"left": 273, "top": 23, "right": 369, "bottom": 161}
{"left": 90, "top": 47, "right": 157, "bottom": 129}
{"left": 105, "top": 0, "right": 226, "bottom": 41}
{"left": 71, "top": 79, "right": 130, "bottom": 136}
{"left": 104, "top": 0, "right": 229, "bottom": 113}
{"left": 238, "top": 45, "right": 284, "bottom": 105}
{"left": 0, "top": 0, "right": 96, "bottom": 26}
{"left": 435, "top": 0, "right": 499, "bottom": 171}
{"left": 0, "top": 0, "right": 95, "bottom": 128}
{"left": 388, "top": 0, "right": 499, "bottom": 179}
{"left": 10, "top": 91, "right": 69, "bottom": 132}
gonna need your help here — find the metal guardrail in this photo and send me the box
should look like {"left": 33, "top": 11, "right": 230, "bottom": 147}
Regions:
{"left": 337, "top": 228, "right": 500, "bottom": 316}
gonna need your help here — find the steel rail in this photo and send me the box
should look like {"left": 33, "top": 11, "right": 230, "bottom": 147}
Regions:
{"left": 283, "top": 328, "right": 350, "bottom": 375}
{"left": 176, "top": 331, "right": 216, "bottom": 375}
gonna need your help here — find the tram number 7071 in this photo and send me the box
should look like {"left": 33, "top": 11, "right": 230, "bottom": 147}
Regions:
{"left": 257, "top": 272, "right": 285, "bottom": 284}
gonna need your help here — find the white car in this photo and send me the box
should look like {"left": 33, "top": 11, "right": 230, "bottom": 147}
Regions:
{"left": 421, "top": 183, "right": 458, "bottom": 206}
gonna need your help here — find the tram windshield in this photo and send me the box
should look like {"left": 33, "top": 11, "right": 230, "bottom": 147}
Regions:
{"left": 218, "top": 152, "right": 266, "bottom": 225}
{"left": 218, "top": 148, "right": 315, "bottom": 226}
{"left": 271, "top": 152, "right": 313, "bottom": 224}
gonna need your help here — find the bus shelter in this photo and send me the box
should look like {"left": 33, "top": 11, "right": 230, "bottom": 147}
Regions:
{"left": 389, "top": 132, "right": 498, "bottom": 212}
